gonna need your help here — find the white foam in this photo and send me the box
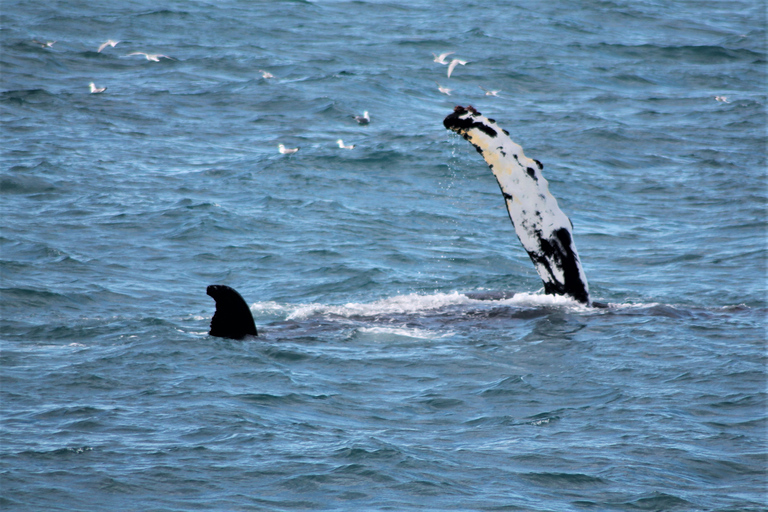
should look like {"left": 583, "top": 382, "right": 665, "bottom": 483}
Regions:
{"left": 284, "top": 291, "right": 474, "bottom": 320}
{"left": 250, "top": 300, "right": 291, "bottom": 316}
{"left": 496, "top": 291, "right": 588, "bottom": 309}
{"left": 602, "top": 301, "right": 661, "bottom": 310}
{"left": 356, "top": 326, "right": 453, "bottom": 340}
{"left": 253, "top": 290, "right": 597, "bottom": 322}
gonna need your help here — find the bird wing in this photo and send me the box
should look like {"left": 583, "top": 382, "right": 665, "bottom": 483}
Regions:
{"left": 447, "top": 59, "right": 467, "bottom": 78}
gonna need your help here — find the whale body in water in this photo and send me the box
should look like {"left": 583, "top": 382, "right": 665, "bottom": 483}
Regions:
{"left": 443, "top": 106, "right": 590, "bottom": 305}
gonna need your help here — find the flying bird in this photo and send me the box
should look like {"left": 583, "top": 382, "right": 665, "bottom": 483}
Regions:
{"left": 259, "top": 69, "right": 274, "bottom": 78}
{"left": 127, "top": 52, "right": 175, "bottom": 62}
{"left": 432, "top": 51, "right": 454, "bottom": 64}
{"left": 337, "top": 139, "right": 355, "bottom": 149}
{"left": 479, "top": 86, "right": 501, "bottom": 96}
{"left": 447, "top": 58, "right": 467, "bottom": 78}
{"left": 89, "top": 82, "right": 107, "bottom": 93}
{"left": 353, "top": 111, "right": 370, "bottom": 124}
{"left": 32, "top": 39, "right": 56, "bottom": 48}
{"left": 278, "top": 144, "right": 299, "bottom": 154}
{"left": 97, "top": 40, "right": 120, "bottom": 53}
{"left": 435, "top": 81, "right": 452, "bottom": 95}
{"left": 714, "top": 96, "right": 730, "bottom": 103}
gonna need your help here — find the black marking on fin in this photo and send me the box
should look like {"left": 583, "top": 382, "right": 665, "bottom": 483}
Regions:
{"left": 207, "top": 285, "right": 258, "bottom": 339}
{"left": 552, "top": 228, "right": 589, "bottom": 304}
{"left": 534, "top": 159, "right": 543, "bottom": 170}
{"left": 443, "top": 106, "right": 498, "bottom": 138}
{"left": 526, "top": 229, "right": 589, "bottom": 304}
{"left": 526, "top": 167, "right": 537, "bottom": 180}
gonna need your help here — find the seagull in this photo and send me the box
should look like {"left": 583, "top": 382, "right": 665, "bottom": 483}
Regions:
{"left": 278, "top": 144, "right": 299, "bottom": 154}
{"left": 435, "top": 81, "right": 452, "bottom": 95}
{"left": 89, "top": 82, "right": 107, "bottom": 93}
{"left": 432, "top": 51, "right": 454, "bottom": 64}
{"left": 714, "top": 96, "right": 730, "bottom": 103}
{"left": 353, "top": 111, "right": 370, "bottom": 124}
{"left": 337, "top": 139, "right": 355, "bottom": 149}
{"left": 479, "top": 85, "right": 501, "bottom": 96}
{"left": 259, "top": 69, "right": 274, "bottom": 78}
{"left": 127, "top": 52, "right": 175, "bottom": 62}
{"left": 32, "top": 39, "right": 56, "bottom": 48}
{"left": 447, "top": 58, "right": 467, "bottom": 78}
{"left": 97, "top": 40, "right": 120, "bottom": 53}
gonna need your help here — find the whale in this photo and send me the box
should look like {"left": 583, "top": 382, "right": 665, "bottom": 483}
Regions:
{"left": 443, "top": 106, "right": 591, "bottom": 305}
{"left": 206, "top": 106, "right": 593, "bottom": 338}
{"left": 207, "top": 284, "right": 258, "bottom": 339}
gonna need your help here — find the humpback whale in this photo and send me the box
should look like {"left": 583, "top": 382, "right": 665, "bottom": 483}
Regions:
{"left": 205, "top": 106, "right": 593, "bottom": 337}
{"left": 443, "top": 106, "right": 591, "bottom": 305}
{"left": 207, "top": 285, "right": 258, "bottom": 339}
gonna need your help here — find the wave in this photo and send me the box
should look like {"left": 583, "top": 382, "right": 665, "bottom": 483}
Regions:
{"left": 355, "top": 326, "right": 453, "bottom": 340}
{"left": 583, "top": 42, "right": 764, "bottom": 63}
{"left": 0, "top": 89, "right": 57, "bottom": 106}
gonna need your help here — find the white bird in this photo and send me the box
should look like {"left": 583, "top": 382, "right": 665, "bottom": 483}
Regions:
{"left": 432, "top": 51, "right": 454, "bottom": 64}
{"left": 479, "top": 85, "right": 501, "bottom": 96}
{"left": 97, "top": 40, "right": 120, "bottom": 53}
{"left": 32, "top": 39, "right": 56, "bottom": 48}
{"left": 435, "top": 81, "right": 452, "bottom": 95}
{"left": 259, "top": 69, "right": 274, "bottom": 79}
{"left": 447, "top": 58, "right": 467, "bottom": 78}
{"left": 337, "top": 139, "right": 355, "bottom": 149}
{"left": 127, "top": 52, "right": 174, "bottom": 62}
{"left": 278, "top": 144, "right": 299, "bottom": 154}
{"left": 714, "top": 96, "right": 730, "bottom": 103}
{"left": 353, "top": 111, "right": 370, "bottom": 124}
{"left": 89, "top": 82, "right": 107, "bottom": 93}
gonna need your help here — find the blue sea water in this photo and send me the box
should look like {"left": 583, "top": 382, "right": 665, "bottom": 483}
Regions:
{"left": 1, "top": 0, "right": 766, "bottom": 510}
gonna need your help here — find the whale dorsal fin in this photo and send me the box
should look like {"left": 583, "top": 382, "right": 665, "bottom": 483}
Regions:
{"left": 206, "top": 285, "right": 258, "bottom": 339}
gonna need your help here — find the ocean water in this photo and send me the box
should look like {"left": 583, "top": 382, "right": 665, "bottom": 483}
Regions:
{"left": 1, "top": 0, "right": 766, "bottom": 510}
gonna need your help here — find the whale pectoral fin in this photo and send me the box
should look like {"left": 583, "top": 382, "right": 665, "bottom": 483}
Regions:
{"left": 444, "top": 106, "right": 591, "bottom": 305}
{"left": 206, "top": 285, "right": 258, "bottom": 339}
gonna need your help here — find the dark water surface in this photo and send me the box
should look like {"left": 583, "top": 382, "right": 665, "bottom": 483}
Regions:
{"left": 2, "top": 1, "right": 766, "bottom": 510}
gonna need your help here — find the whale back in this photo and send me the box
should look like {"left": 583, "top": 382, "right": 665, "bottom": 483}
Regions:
{"left": 206, "top": 285, "right": 258, "bottom": 339}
